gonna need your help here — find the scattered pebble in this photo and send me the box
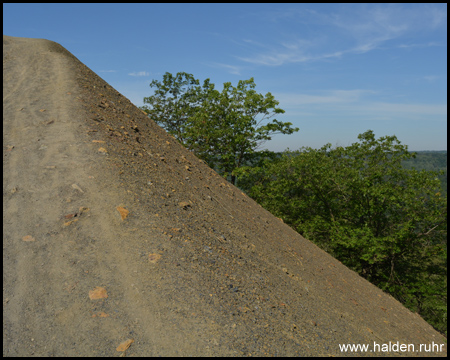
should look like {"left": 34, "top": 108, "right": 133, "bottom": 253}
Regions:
{"left": 116, "top": 339, "right": 134, "bottom": 352}
{"left": 178, "top": 201, "right": 191, "bottom": 209}
{"left": 89, "top": 286, "right": 108, "bottom": 300}
{"left": 22, "top": 235, "right": 35, "bottom": 242}
{"left": 71, "top": 184, "right": 84, "bottom": 193}
{"left": 148, "top": 253, "right": 162, "bottom": 263}
{"left": 64, "top": 218, "right": 78, "bottom": 227}
{"left": 116, "top": 206, "right": 129, "bottom": 220}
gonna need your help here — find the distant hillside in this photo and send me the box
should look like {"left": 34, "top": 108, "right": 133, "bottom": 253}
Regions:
{"left": 402, "top": 151, "right": 447, "bottom": 194}
{"left": 240, "top": 150, "right": 447, "bottom": 195}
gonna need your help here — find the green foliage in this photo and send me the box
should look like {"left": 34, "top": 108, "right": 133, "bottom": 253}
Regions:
{"left": 237, "top": 130, "right": 447, "bottom": 335}
{"left": 141, "top": 72, "right": 298, "bottom": 184}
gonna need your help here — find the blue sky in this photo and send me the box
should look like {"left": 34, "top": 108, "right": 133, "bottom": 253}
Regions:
{"left": 4, "top": 3, "right": 447, "bottom": 151}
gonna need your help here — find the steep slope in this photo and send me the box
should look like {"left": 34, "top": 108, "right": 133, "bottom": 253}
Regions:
{"left": 3, "top": 35, "right": 446, "bottom": 356}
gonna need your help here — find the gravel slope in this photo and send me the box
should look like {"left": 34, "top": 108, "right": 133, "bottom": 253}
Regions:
{"left": 3, "top": 35, "right": 447, "bottom": 356}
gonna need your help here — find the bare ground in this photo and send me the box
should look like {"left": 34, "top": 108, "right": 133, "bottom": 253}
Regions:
{"left": 3, "top": 35, "right": 447, "bottom": 357}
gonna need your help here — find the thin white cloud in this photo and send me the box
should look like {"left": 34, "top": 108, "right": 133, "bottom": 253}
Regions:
{"left": 321, "top": 4, "right": 445, "bottom": 43}
{"left": 238, "top": 53, "right": 308, "bottom": 67}
{"left": 276, "top": 90, "right": 375, "bottom": 106}
{"left": 275, "top": 90, "right": 447, "bottom": 120}
{"left": 238, "top": 4, "right": 446, "bottom": 66}
{"left": 398, "top": 42, "right": 442, "bottom": 49}
{"left": 128, "top": 71, "right": 150, "bottom": 77}
{"left": 205, "top": 62, "right": 243, "bottom": 75}
{"left": 423, "top": 75, "right": 440, "bottom": 82}
{"left": 428, "top": 5, "right": 448, "bottom": 28}
{"left": 363, "top": 102, "right": 447, "bottom": 116}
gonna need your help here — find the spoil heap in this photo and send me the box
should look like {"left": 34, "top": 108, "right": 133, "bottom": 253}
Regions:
{"left": 3, "top": 35, "right": 446, "bottom": 356}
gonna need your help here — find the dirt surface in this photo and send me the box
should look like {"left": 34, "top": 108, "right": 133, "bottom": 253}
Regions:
{"left": 3, "top": 35, "right": 447, "bottom": 357}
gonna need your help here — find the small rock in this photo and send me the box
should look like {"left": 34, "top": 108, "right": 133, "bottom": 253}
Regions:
{"left": 178, "top": 201, "right": 191, "bottom": 209}
{"left": 64, "top": 218, "right": 78, "bottom": 227}
{"left": 116, "top": 206, "right": 129, "bottom": 220}
{"left": 92, "top": 311, "right": 109, "bottom": 318}
{"left": 116, "top": 339, "right": 134, "bottom": 352}
{"left": 89, "top": 286, "right": 108, "bottom": 300}
{"left": 71, "top": 184, "right": 84, "bottom": 193}
{"left": 148, "top": 253, "right": 162, "bottom": 263}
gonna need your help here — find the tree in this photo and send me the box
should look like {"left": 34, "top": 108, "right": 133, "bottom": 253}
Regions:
{"left": 236, "top": 130, "right": 447, "bottom": 335}
{"left": 140, "top": 72, "right": 299, "bottom": 185}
